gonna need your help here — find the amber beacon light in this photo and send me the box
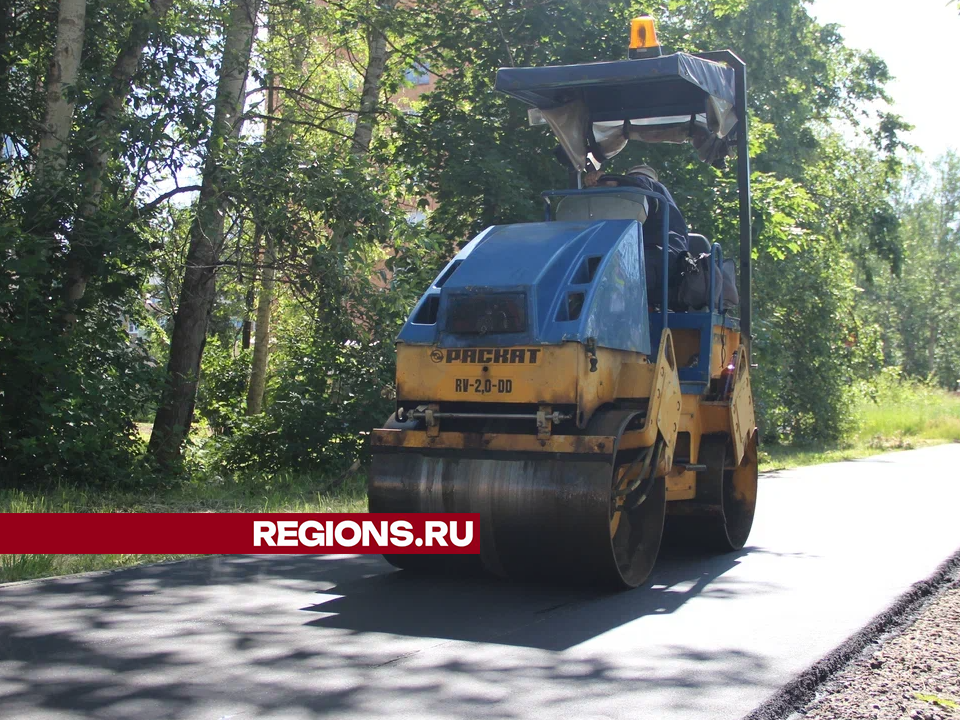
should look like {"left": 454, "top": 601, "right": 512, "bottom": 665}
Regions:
{"left": 629, "top": 15, "right": 662, "bottom": 59}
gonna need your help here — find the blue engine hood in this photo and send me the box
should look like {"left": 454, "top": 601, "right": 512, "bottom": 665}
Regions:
{"left": 398, "top": 219, "right": 650, "bottom": 355}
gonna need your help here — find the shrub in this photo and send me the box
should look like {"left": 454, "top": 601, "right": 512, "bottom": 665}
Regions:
{"left": 195, "top": 340, "right": 252, "bottom": 436}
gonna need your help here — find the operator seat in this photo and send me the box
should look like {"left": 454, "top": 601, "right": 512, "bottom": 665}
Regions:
{"left": 554, "top": 193, "right": 649, "bottom": 223}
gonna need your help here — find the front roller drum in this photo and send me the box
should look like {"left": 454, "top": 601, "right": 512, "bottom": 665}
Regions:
{"left": 663, "top": 432, "right": 758, "bottom": 552}
{"left": 369, "top": 411, "right": 666, "bottom": 589}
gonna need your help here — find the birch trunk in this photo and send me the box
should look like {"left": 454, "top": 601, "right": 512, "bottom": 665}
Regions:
{"left": 350, "top": 1, "right": 397, "bottom": 155}
{"left": 244, "top": 73, "right": 280, "bottom": 416}
{"left": 241, "top": 275, "right": 256, "bottom": 350}
{"left": 36, "top": 0, "right": 86, "bottom": 180}
{"left": 330, "top": 1, "right": 396, "bottom": 252}
{"left": 148, "top": 0, "right": 262, "bottom": 467}
{"left": 245, "top": 234, "right": 275, "bottom": 415}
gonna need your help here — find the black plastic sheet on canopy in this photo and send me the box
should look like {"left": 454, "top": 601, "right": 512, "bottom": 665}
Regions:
{"left": 495, "top": 53, "right": 738, "bottom": 171}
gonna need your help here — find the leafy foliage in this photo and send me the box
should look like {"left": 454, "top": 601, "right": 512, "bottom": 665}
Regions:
{"left": 204, "top": 230, "right": 438, "bottom": 474}
{"left": 195, "top": 341, "right": 251, "bottom": 436}
{"left": 0, "top": 0, "right": 949, "bottom": 486}
{"left": 0, "top": 267, "right": 159, "bottom": 485}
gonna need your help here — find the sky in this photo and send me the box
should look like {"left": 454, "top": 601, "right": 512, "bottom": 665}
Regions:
{"left": 810, "top": 0, "right": 959, "bottom": 161}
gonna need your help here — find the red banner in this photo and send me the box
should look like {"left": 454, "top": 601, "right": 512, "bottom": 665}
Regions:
{"left": 0, "top": 513, "right": 481, "bottom": 554}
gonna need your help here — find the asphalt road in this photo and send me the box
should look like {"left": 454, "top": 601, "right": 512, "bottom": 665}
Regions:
{"left": 2, "top": 444, "right": 960, "bottom": 720}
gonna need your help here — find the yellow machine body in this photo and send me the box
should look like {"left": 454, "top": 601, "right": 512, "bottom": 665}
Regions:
{"left": 370, "top": 320, "right": 758, "bottom": 589}
{"left": 376, "top": 327, "right": 756, "bottom": 502}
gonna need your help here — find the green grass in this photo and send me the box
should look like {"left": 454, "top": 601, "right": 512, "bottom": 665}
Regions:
{"left": 0, "top": 472, "right": 367, "bottom": 584}
{"left": 858, "top": 384, "right": 960, "bottom": 445}
{"left": 4, "top": 378, "right": 958, "bottom": 584}
{"left": 759, "top": 376, "right": 960, "bottom": 472}
{"left": 0, "top": 553, "right": 190, "bottom": 583}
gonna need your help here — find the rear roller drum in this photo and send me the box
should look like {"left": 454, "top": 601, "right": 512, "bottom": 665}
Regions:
{"left": 663, "top": 432, "right": 758, "bottom": 553}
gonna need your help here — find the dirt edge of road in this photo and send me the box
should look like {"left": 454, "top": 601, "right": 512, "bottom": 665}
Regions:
{"left": 743, "top": 547, "right": 960, "bottom": 720}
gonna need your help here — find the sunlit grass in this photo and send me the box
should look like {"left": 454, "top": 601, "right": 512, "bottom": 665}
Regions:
{"left": 859, "top": 387, "right": 960, "bottom": 444}
{"left": 0, "top": 554, "right": 189, "bottom": 584}
{"left": 760, "top": 376, "right": 960, "bottom": 472}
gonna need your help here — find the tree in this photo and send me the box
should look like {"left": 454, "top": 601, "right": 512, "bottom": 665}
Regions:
{"left": 243, "top": 0, "right": 403, "bottom": 416}
{"left": 0, "top": 0, "right": 205, "bottom": 484}
{"left": 245, "top": 226, "right": 276, "bottom": 417}
{"left": 36, "top": 0, "right": 87, "bottom": 180}
{"left": 149, "top": 0, "right": 263, "bottom": 467}
{"left": 351, "top": 0, "right": 398, "bottom": 155}
{"left": 886, "top": 153, "right": 960, "bottom": 388}
{"left": 63, "top": 0, "right": 178, "bottom": 318}
{"left": 244, "top": 9, "right": 284, "bottom": 417}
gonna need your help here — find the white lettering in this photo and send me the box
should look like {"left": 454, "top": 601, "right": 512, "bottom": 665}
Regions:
{"left": 362, "top": 521, "right": 388, "bottom": 546}
{"left": 425, "top": 521, "right": 448, "bottom": 547}
{"left": 390, "top": 520, "right": 414, "bottom": 547}
{"left": 298, "top": 520, "right": 323, "bottom": 547}
{"left": 335, "top": 520, "right": 361, "bottom": 547}
{"left": 276, "top": 520, "right": 298, "bottom": 547}
{"left": 449, "top": 520, "right": 474, "bottom": 548}
{"left": 253, "top": 521, "right": 276, "bottom": 547}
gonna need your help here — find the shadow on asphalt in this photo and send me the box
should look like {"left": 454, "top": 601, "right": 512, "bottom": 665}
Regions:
{"left": 0, "top": 548, "right": 804, "bottom": 718}
{"left": 298, "top": 545, "right": 794, "bottom": 650}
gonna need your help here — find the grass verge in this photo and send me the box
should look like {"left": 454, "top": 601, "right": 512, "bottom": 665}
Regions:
{"left": 759, "top": 374, "right": 960, "bottom": 471}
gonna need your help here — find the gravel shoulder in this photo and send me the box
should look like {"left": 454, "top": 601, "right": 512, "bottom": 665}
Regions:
{"left": 794, "top": 581, "right": 960, "bottom": 720}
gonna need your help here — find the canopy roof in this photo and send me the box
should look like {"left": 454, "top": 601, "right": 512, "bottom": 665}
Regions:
{"left": 495, "top": 52, "right": 739, "bottom": 171}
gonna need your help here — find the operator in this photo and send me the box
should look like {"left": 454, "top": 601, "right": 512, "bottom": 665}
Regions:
{"left": 588, "top": 164, "right": 689, "bottom": 253}
{"left": 587, "top": 164, "right": 691, "bottom": 309}
{"left": 612, "top": 165, "right": 689, "bottom": 251}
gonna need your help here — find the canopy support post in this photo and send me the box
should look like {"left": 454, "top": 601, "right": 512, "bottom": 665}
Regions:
{"left": 695, "top": 50, "right": 752, "bottom": 355}
{"left": 734, "top": 59, "right": 752, "bottom": 356}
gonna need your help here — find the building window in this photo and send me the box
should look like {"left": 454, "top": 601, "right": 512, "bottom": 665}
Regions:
{"left": 404, "top": 62, "right": 430, "bottom": 86}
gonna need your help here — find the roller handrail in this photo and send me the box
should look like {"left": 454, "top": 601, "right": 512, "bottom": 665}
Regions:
{"left": 709, "top": 241, "right": 723, "bottom": 316}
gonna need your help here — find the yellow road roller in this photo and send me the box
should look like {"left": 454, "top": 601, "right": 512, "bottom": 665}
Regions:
{"left": 369, "top": 18, "right": 758, "bottom": 588}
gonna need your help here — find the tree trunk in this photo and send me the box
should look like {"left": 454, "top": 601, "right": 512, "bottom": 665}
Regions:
{"left": 244, "top": 67, "right": 280, "bottom": 416}
{"left": 36, "top": 0, "right": 86, "bottom": 180}
{"left": 245, "top": 234, "right": 275, "bottom": 415}
{"left": 329, "top": 0, "right": 396, "bottom": 253}
{"left": 148, "top": 0, "right": 262, "bottom": 467}
{"left": 62, "top": 0, "right": 176, "bottom": 314}
{"left": 350, "top": 1, "right": 396, "bottom": 156}
{"left": 241, "top": 221, "right": 263, "bottom": 350}
{"left": 0, "top": 5, "right": 15, "bottom": 101}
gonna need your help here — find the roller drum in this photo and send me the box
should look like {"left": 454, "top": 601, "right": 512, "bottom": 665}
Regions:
{"left": 662, "top": 433, "right": 758, "bottom": 553}
{"left": 369, "top": 410, "right": 666, "bottom": 588}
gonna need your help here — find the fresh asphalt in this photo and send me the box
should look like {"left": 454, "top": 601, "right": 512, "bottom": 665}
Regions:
{"left": 2, "top": 444, "right": 959, "bottom": 720}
